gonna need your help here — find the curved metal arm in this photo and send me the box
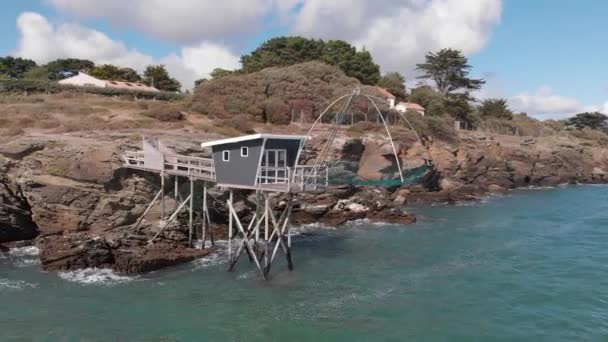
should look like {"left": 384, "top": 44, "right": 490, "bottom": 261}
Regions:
{"left": 364, "top": 95, "right": 405, "bottom": 183}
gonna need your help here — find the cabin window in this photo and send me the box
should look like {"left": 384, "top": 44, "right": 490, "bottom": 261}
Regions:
{"left": 222, "top": 150, "right": 230, "bottom": 162}
{"left": 241, "top": 146, "right": 249, "bottom": 157}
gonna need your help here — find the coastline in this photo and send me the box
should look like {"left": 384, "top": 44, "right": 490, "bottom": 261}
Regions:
{"left": 1, "top": 129, "right": 608, "bottom": 276}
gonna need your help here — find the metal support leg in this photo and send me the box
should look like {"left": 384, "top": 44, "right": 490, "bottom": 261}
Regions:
{"left": 188, "top": 177, "right": 194, "bottom": 247}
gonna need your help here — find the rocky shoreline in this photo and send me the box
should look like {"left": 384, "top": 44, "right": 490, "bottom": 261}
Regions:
{"left": 1, "top": 130, "right": 607, "bottom": 275}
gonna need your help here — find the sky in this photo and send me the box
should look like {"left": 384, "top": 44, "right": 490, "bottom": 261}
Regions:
{"left": 1, "top": 0, "right": 607, "bottom": 120}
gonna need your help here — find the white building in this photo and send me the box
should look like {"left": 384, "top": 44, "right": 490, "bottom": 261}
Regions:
{"left": 58, "top": 72, "right": 106, "bottom": 88}
{"left": 395, "top": 102, "right": 425, "bottom": 116}
{"left": 58, "top": 72, "right": 160, "bottom": 93}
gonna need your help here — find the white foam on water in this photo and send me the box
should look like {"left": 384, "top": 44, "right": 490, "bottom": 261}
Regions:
{"left": 58, "top": 268, "right": 137, "bottom": 285}
{"left": 0, "top": 278, "right": 37, "bottom": 291}
{"left": 9, "top": 246, "right": 40, "bottom": 257}
{"left": 5, "top": 246, "right": 41, "bottom": 268}
{"left": 191, "top": 240, "right": 229, "bottom": 269}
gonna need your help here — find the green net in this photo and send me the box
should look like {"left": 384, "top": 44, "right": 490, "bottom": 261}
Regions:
{"left": 327, "top": 162, "right": 433, "bottom": 186}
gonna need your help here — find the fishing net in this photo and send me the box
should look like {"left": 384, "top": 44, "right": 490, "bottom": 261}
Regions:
{"left": 327, "top": 161, "right": 434, "bottom": 186}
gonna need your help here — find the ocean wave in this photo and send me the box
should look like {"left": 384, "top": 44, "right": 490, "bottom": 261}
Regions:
{"left": 0, "top": 278, "right": 37, "bottom": 291}
{"left": 58, "top": 268, "right": 137, "bottom": 285}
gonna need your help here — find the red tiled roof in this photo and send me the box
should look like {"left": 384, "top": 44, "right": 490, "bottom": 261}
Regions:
{"left": 104, "top": 80, "right": 160, "bottom": 93}
{"left": 375, "top": 87, "right": 396, "bottom": 99}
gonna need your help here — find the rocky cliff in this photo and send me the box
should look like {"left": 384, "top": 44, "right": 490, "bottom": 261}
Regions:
{"left": 1, "top": 129, "right": 606, "bottom": 274}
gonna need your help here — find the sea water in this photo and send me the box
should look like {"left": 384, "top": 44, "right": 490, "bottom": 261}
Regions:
{"left": 2, "top": 185, "right": 608, "bottom": 341}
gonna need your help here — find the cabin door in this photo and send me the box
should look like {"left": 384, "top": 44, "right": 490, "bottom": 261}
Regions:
{"left": 261, "top": 149, "right": 287, "bottom": 183}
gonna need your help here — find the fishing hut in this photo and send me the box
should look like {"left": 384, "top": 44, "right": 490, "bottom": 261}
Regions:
{"left": 123, "top": 134, "right": 328, "bottom": 279}
{"left": 122, "top": 88, "right": 434, "bottom": 280}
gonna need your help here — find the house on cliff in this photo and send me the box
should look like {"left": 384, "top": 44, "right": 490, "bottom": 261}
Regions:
{"left": 374, "top": 87, "right": 397, "bottom": 108}
{"left": 395, "top": 102, "right": 426, "bottom": 116}
{"left": 58, "top": 72, "right": 160, "bottom": 93}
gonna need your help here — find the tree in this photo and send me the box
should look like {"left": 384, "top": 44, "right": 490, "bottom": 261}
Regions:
{"left": 0, "top": 56, "right": 37, "bottom": 79}
{"left": 241, "top": 36, "right": 325, "bottom": 73}
{"left": 89, "top": 64, "right": 142, "bottom": 82}
{"left": 416, "top": 49, "right": 485, "bottom": 98}
{"left": 567, "top": 112, "right": 608, "bottom": 130}
{"left": 22, "top": 66, "right": 50, "bottom": 80}
{"left": 378, "top": 72, "right": 407, "bottom": 100}
{"left": 478, "top": 98, "right": 513, "bottom": 119}
{"left": 321, "top": 41, "right": 380, "bottom": 84}
{"left": 210, "top": 68, "right": 234, "bottom": 80}
{"left": 409, "top": 86, "right": 447, "bottom": 116}
{"left": 143, "top": 64, "right": 181, "bottom": 92}
{"left": 240, "top": 36, "right": 381, "bottom": 84}
{"left": 194, "top": 78, "right": 207, "bottom": 88}
{"left": 45, "top": 58, "right": 95, "bottom": 80}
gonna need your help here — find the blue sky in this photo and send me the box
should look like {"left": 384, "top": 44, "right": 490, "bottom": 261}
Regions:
{"left": 1, "top": 0, "right": 606, "bottom": 118}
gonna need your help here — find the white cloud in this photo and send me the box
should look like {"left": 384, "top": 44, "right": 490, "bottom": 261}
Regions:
{"left": 583, "top": 101, "right": 608, "bottom": 115}
{"left": 48, "top": 0, "right": 273, "bottom": 45}
{"left": 162, "top": 42, "right": 242, "bottom": 91}
{"left": 48, "top": 0, "right": 502, "bottom": 78}
{"left": 508, "top": 86, "right": 583, "bottom": 120}
{"left": 14, "top": 12, "right": 240, "bottom": 89}
{"left": 290, "top": 0, "right": 502, "bottom": 76}
{"left": 15, "top": 12, "right": 153, "bottom": 69}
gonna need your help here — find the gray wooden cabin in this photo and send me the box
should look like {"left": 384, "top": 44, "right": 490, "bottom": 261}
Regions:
{"left": 201, "top": 134, "right": 326, "bottom": 192}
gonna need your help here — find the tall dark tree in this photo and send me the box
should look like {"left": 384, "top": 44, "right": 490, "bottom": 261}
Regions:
{"left": 567, "top": 112, "right": 608, "bottom": 130}
{"left": 0, "top": 56, "right": 37, "bottom": 79}
{"left": 45, "top": 58, "right": 95, "bottom": 80}
{"left": 416, "top": 49, "right": 485, "bottom": 98}
{"left": 240, "top": 36, "right": 381, "bottom": 84}
{"left": 478, "top": 98, "right": 513, "bottom": 119}
{"left": 89, "top": 64, "right": 142, "bottom": 82}
{"left": 241, "top": 36, "right": 325, "bottom": 73}
{"left": 143, "top": 64, "right": 181, "bottom": 92}
{"left": 377, "top": 72, "right": 407, "bottom": 100}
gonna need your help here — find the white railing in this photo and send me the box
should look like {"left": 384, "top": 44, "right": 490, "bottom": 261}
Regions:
{"left": 163, "top": 153, "right": 216, "bottom": 180}
{"left": 123, "top": 151, "right": 146, "bottom": 167}
{"left": 123, "top": 150, "right": 216, "bottom": 181}
{"left": 291, "top": 165, "right": 329, "bottom": 191}
{"left": 255, "top": 165, "right": 328, "bottom": 192}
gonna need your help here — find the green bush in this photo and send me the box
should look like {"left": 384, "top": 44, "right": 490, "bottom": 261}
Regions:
{"left": 263, "top": 98, "right": 291, "bottom": 124}
{"left": 0, "top": 80, "right": 183, "bottom": 101}
{"left": 141, "top": 103, "right": 185, "bottom": 122}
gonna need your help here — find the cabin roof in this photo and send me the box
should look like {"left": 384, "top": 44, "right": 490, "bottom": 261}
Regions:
{"left": 200, "top": 133, "right": 309, "bottom": 148}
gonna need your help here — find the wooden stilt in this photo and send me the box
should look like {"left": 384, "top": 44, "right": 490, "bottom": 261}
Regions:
{"left": 228, "top": 190, "right": 233, "bottom": 263}
{"left": 188, "top": 177, "right": 194, "bottom": 247}
{"left": 227, "top": 200, "right": 266, "bottom": 280}
{"left": 133, "top": 188, "right": 163, "bottom": 232}
{"left": 264, "top": 195, "right": 270, "bottom": 275}
{"left": 174, "top": 176, "right": 178, "bottom": 200}
{"left": 160, "top": 173, "right": 165, "bottom": 220}
{"left": 201, "top": 182, "right": 207, "bottom": 249}
{"left": 149, "top": 193, "right": 192, "bottom": 244}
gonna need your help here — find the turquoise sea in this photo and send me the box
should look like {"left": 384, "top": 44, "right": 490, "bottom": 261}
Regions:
{"left": 2, "top": 185, "right": 608, "bottom": 341}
